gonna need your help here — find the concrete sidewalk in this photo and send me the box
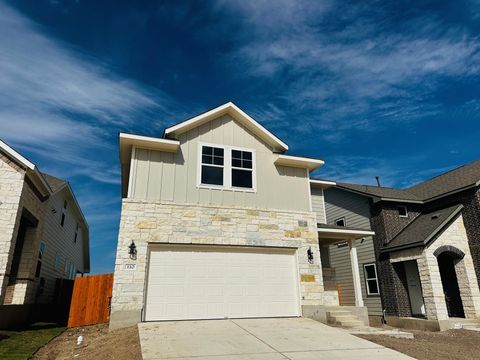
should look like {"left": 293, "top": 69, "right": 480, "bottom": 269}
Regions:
{"left": 138, "top": 317, "right": 415, "bottom": 359}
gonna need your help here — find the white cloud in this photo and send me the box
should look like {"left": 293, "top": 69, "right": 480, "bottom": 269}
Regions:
{"left": 0, "top": 2, "right": 178, "bottom": 183}
{"left": 217, "top": 1, "right": 480, "bottom": 135}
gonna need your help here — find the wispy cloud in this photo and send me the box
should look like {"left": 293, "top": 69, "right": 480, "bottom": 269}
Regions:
{"left": 216, "top": 0, "right": 480, "bottom": 137}
{"left": 0, "top": 2, "right": 177, "bottom": 183}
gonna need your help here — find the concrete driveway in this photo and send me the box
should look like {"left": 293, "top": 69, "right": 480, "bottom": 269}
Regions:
{"left": 138, "top": 317, "right": 414, "bottom": 359}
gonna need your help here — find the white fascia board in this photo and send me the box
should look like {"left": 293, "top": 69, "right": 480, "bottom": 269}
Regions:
{"left": 310, "top": 179, "right": 337, "bottom": 187}
{"left": 119, "top": 133, "right": 180, "bottom": 164}
{"left": 0, "top": 139, "right": 35, "bottom": 170}
{"left": 164, "top": 102, "right": 289, "bottom": 152}
{"left": 317, "top": 228, "right": 375, "bottom": 236}
{"left": 275, "top": 154, "right": 325, "bottom": 171}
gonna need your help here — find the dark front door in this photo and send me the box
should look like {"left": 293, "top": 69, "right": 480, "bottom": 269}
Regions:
{"left": 438, "top": 253, "right": 465, "bottom": 318}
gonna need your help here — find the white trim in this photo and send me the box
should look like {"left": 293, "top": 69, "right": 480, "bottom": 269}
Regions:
{"left": 119, "top": 133, "right": 180, "bottom": 146}
{"left": 165, "top": 102, "right": 289, "bottom": 151}
{"left": 363, "top": 263, "right": 380, "bottom": 296}
{"left": 317, "top": 228, "right": 375, "bottom": 236}
{"left": 309, "top": 179, "right": 337, "bottom": 187}
{"left": 275, "top": 154, "right": 324, "bottom": 171}
{"left": 197, "top": 142, "right": 257, "bottom": 192}
{"left": 0, "top": 139, "right": 35, "bottom": 170}
{"left": 307, "top": 171, "right": 313, "bottom": 212}
{"left": 321, "top": 188, "right": 327, "bottom": 224}
{"left": 127, "top": 146, "right": 137, "bottom": 198}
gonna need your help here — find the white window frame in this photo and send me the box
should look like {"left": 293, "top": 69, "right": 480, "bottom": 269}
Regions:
{"left": 335, "top": 217, "right": 346, "bottom": 227}
{"left": 61, "top": 200, "right": 68, "bottom": 227}
{"left": 197, "top": 142, "right": 257, "bottom": 192}
{"left": 363, "top": 263, "right": 380, "bottom": 296}
{"left": 398, "top": 205, "right": 408, "bottom": 218}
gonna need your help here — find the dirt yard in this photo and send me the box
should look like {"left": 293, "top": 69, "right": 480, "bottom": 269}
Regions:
{"left": 33, "top": 324, "right": 141, "bottom": 360}
{"left": 358, "top": 329, "right": 480, "bottom": 360}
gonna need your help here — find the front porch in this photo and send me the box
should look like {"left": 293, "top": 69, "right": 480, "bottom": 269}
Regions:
{"left": 307, "top": 224, "right": 375, "bottom": 327}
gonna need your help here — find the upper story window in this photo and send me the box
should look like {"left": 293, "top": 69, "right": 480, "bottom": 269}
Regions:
{"left": 398, "top": 206, "right": 408, "bottom": 218}
{"left": 61, "top": 200, "right": 68, "bottom": 227}
{"left": 74, "top": 223, "right": 79, "bottom": 243}
{"left": 199, "top": 144, "right": 256, "bottom": 191}
{"left": 201, "top": 146, "right": 224, "bottom": 186}
{"left": 335, "top": 217, "right": 346, "bottom": 227}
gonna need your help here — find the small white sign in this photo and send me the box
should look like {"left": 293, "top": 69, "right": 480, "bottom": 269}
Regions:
{"left": 125, "top": 264, "right": 137, "bottom": 271}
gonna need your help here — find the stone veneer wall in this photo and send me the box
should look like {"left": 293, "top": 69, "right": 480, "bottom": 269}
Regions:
{"left": 0, "top": 153, "right": 25, "bottom": 304}
{"left": 110, "top": 198, "right": 324, "bottom": 329}
{"left": 389, "top": 215, "right": 480, "bottom": 320}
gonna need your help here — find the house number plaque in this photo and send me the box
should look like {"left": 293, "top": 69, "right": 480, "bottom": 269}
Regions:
{"left": 125, "top": 264, "right": 137, "bottom": 271}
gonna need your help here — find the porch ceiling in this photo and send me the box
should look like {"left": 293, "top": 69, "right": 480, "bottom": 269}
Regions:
{"left": 317, "top": 224, "right": 375, "bottom": 245}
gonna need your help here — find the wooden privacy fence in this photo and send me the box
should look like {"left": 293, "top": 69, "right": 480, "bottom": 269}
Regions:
{"left": 67, "top": 273, "right": 114, "bottom": 328}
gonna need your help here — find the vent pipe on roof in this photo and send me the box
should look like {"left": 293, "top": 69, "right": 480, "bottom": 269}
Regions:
{"left": 375, "top": 176, "right": 381, "bottom": 187}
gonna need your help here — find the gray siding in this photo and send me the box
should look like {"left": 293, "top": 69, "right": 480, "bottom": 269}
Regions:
{"left": 324, "top": 187, "right": 383, "bottom": 316}
{"left": 310, "top": 187, "right": 326, "bottom": 224}
{"left": 130, "top": 115, "right": 311, "bottom": 212}
{"left": 37, "top": 189, "right": 86, "bottom": 304}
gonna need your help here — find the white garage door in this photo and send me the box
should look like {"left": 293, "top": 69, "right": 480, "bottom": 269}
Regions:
{"left": 144, "top": 245, "right": 300, "bottom": 321}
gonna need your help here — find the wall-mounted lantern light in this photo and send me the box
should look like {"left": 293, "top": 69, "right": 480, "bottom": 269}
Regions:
{"left": 307, "top": 247, "right": 314, "bottom": 264}
{"left": 128, "top": 240, "right": 137, "bottom": 260}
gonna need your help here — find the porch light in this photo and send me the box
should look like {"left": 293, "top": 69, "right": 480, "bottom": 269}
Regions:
{"left": 307, "top": 247, "right": 314, "bottom": 264}
{"left": 128, "top": 240, "right": 137, "bottom": 260}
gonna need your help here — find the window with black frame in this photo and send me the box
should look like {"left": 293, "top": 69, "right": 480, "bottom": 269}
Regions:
{"left": 201, "top": 146, "right": 224, "bottom": 186}
{"left": 231, "top": 149, "right": 253, "bottom": 188}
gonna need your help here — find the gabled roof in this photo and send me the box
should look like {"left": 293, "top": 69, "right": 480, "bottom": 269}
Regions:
{"left": 164, "top": 102, "right": 289, "bottom": 152}
{"left": 381, "top": 204, "right": 464, "bottom": 252}
{"left": 333, "top": 160, "right": 480, "bottom": 204}
{"left": 336, "top": 182, "right": 421, "bottom": 202}
{"left": 41, "top": 172, "right": 67, "bottom": 192}
{"left": 407, "top": 160, "right": 480, "bottom": 201}
{"left": 0, "top": 139, "right": 51, "bottom": 197}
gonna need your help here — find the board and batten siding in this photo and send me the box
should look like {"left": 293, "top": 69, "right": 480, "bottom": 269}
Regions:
{"left": 324, "top": 187, "right": 383, "bottom": 316}
{"left": 310, "top": 187, "right": 327, "bottom": 224}
{"left": 129, "top": 115, "right": 311, "bottom": 212}
{"left": 37, "top": 190, "right": 86, "bottom": 304}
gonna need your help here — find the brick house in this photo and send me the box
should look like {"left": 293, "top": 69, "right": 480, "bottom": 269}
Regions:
{"left": 0, "top": 140, "right": 90, "bottom": 306}
{"left": 322, "top": 161, "right": 480, "bottom": 329}
{"left": 110, "top": 103, "right": 373, "bottom": 329}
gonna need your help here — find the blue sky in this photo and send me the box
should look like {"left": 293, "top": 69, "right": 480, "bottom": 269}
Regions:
{"left": 1, "top": 0, "right": 479, "bottom": 274}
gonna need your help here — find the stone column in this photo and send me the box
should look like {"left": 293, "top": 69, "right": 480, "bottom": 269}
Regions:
{"left": 349, "top": 239, "right": 364, "bottom": 307}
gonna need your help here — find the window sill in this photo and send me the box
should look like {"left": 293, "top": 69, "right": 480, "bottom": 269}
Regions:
{"left": 197, "top": 184, "right": 257, "bottom": 193}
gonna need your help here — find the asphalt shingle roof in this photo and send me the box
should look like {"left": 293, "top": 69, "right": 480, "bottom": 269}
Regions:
{"left": 41, "top": 172, "right": 67, "bottom": 193}
{"left": 382, "top": 204, "right": 464, "bottom": 252}
{"left": 406, "top": 160, "right": 480, "bottom": 201}
{"left": 332, "top": 160, "right": 480, "bottom": 203}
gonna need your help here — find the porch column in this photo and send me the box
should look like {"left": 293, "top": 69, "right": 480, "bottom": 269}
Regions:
{"left": 349, "top": 239, "right": 364, "bottom": 307}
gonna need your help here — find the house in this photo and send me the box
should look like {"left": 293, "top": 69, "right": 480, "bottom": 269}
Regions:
{"left": 0, "top": 140, "right": 90, "bottom": 307}
{"left": 110, "top": 102, "right": 372, "bottom": 329}
{"left": 321, "top": 161, "right": 480, "bottom": 330}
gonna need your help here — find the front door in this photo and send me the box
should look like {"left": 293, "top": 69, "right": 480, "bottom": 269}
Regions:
{"left": 438, "top": 253, "right": 465, "bottom": 318}
{"left": 404, "top": 261, "right": 426, "bottom": 316}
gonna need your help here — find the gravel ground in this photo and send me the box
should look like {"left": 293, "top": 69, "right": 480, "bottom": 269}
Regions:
{"left": 33, "top": 324, "right": 141, "bottom": 360}
{"left": 358, "top": 329, "right": 480, "bottom": 360}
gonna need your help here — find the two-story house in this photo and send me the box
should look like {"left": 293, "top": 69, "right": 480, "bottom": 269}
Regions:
{"left": 110, "top": 103, "right": 373, "bottom": 329}
{"left": 322, "top": 162, "right": 480, "bottom": 330}
{"left": 0, "top": 140, "right": 90, "bottom": 307}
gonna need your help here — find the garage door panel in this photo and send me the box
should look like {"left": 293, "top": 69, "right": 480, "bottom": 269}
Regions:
{"left": 145, "top": 246, "right": 300, "bottom": 321}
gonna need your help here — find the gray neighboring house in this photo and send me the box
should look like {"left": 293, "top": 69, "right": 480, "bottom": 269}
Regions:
{"left": 321, "top": 160, "right": 480, "bottom": 330}
{"left": 110, "top": 102, "right": 372, "bottom": 329}
{"left": 0, "top": 140, "right": 90, "bottom": 307}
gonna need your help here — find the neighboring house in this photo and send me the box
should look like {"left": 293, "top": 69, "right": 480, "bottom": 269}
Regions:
{"left": 111, "top": 102, "right": 372, "bottom": 329}
{"left": 323, "top": 161, "right": 480, "bottom": 329}
{"left": 0, "top": 140, "right": 90, "bottom": 306}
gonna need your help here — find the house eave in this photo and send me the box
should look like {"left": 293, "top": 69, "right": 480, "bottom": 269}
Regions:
{"left": 275, "top": 154, "right": 324, "bottom": 171}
